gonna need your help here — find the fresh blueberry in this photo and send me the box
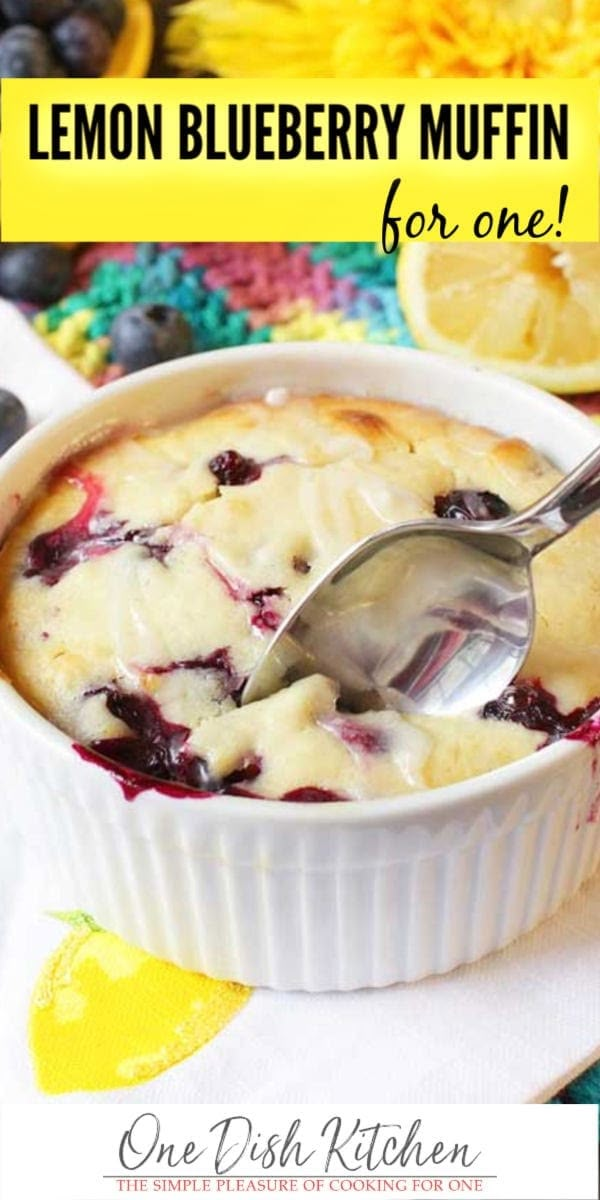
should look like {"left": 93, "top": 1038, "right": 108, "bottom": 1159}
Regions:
{"left": 0, "top": 25, "right": 56, "bottom": 76}
{"left": 111, "top": 304, "right": 194, "bottom": 372}
{"left": 51, "top": 11, "right": 112, "bottom": 76}
{"left": 0, "top": 243, "right": 73, "bottom": 304}
{"left": 0, "top": 0, "right": 73, "bottom": 25}
{"left": 0, "top": 389, "right": 27, "bottom": 455}
{"left": 80, "top": 0, "right": 124, "bottom": 39}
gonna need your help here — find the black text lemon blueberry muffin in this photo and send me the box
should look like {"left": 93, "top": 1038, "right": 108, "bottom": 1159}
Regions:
{"left": 0, "top": 392, "right": 598, "bottom": 801}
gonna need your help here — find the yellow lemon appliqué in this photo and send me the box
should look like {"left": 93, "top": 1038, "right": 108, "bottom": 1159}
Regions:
{"left": 29, "top": 913, "right": 251, "bottom": 1094}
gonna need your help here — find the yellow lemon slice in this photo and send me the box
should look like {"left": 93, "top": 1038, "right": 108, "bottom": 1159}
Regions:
{"left": 105, "top": 0, "right": 154, "bottom": 78}
{"left": 30, "top": 913, "right": 251, "bottom": 1094}
{"left": 398, "top": 243, "right": 600, "bottom": 394}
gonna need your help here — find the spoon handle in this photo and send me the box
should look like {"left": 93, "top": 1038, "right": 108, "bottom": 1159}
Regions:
{"left": 502, "top": 441, "right": 600, "bottom": 555}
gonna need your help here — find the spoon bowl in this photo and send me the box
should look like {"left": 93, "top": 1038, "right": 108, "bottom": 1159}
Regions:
{"left": 243, "top": 442, "right": 600, "bottom": 716}
{"left": 244, "top": 521, "right": 534, "bottom": 715}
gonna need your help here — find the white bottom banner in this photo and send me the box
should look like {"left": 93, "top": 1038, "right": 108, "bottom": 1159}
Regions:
{"left": 0, "top": 1104, "right": 597, "bottom": 1200}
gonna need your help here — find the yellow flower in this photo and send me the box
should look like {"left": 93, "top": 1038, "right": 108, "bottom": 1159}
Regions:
{"left": 167, "top": 0, "right": 600, "bottom": 79}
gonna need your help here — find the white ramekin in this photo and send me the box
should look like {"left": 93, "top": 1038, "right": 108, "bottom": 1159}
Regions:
{"left": 1, "top": 343, "right": 599, "bottom": 990}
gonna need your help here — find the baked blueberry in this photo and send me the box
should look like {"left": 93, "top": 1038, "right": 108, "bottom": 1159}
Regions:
{"left": 51, "top": 11, "right": 112, "bottom": 76}
{"left": 0, "top": 388, "right": 27, "bottom": 454}
{"left": 483, "top": 679, "right": 600, "bottom": 741}
{"left": 111, "top": 304, "right": 194, "bottom": 372}
{"left": 91, "top": 685, "right": 202, "bottom": 786}
{"left": 483, "top": 679, "right": 566, "bottom": 737}
{"left": 209, "top": 449, "right": 261, "bottom": 487}
{"left": 434, "top": 489, "right": 511, "bottom": 521}
{"left": 0, "top": 243, "right": 73, "bottom": 304}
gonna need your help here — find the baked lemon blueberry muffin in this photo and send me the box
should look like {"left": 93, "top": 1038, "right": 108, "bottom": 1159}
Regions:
{"left": 0, "top": 392, "right": 598, "bottom": 801}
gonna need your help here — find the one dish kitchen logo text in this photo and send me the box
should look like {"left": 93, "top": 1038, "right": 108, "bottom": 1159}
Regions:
{"left": 113, "top": 1112, "right": 487, "bottom": 1195}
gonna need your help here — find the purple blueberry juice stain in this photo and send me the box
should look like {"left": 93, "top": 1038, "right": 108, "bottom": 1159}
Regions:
{"left": 222, "top": 754, "right": 263, "bottom": 789}
{"left": 142, "top": 645, "right": 244, "bottom": 699}
{"left": 321, "top": 715, "right": 388, "bottom": 754}
{"left": 81, "top": 683, "right": 266, "bottom": 800}
{"left": 25, "top": 472, "right": 119, "bottom": 586}
{"left": 204, "top": 550, "right": 287, "bottom": 634}
{"left": 89, "top": 685, "right": 208, "bottom": 789}
{"left": 281, "top": 787, "right": 348, "bottom": 803}
{"left": 567, "top": 713, "right": 600, "bottom": 747}
{"left": 143, "top": 647, "right": 234, "bottom": 676}
{"left": 567, "top": 709, "right": 600, "bottom": 825}
{"left": 24, "top": 470, "right": 171, "bottom": 586}
{"left": 73, "top": 743, "right": 214, "bottom": 803}
{"left": 77, "top": 675, "right": 359, "bottom": 804}
{"left": 249, "top": 587, "right": 286, "bottom": 632}
{"left": 121, "top": 526, "right": 172, "bottom": 566}
{"left": 76, "top": 679, "right": 350, "bottom": 805}
{"left": 76, "top": 735, "right": 340, "bottom": 804}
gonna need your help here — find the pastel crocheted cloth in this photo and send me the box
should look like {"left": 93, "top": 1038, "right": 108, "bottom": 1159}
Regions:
{"left": 31, "top": 242, "right": 600, "bottom": 425}
{"left": 28, "top": 242, "right": 600, "bottom": 1111}
{"left": 33, "top": 242, "right": 409, "bottom": 382}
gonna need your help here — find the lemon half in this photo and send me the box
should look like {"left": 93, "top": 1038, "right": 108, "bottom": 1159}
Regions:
{"left": 399, "top": 243, "right": 600, "bottom": 394}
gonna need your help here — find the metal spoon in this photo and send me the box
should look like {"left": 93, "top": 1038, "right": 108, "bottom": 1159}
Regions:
{"left": 242, "top": 443, "right": 600, "bottom": 716}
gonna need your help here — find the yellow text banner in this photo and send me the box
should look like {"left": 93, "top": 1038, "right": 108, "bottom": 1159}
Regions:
{"left": 1, "top": 78, "right": 598, "bottom": 243}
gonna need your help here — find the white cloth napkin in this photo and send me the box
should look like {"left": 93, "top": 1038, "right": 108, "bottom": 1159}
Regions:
{"left": 0, "top": 299, "right": 93, "bottom": 421}
{"left": 0, "top": 304, "right": 599, "bottom": 1105}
